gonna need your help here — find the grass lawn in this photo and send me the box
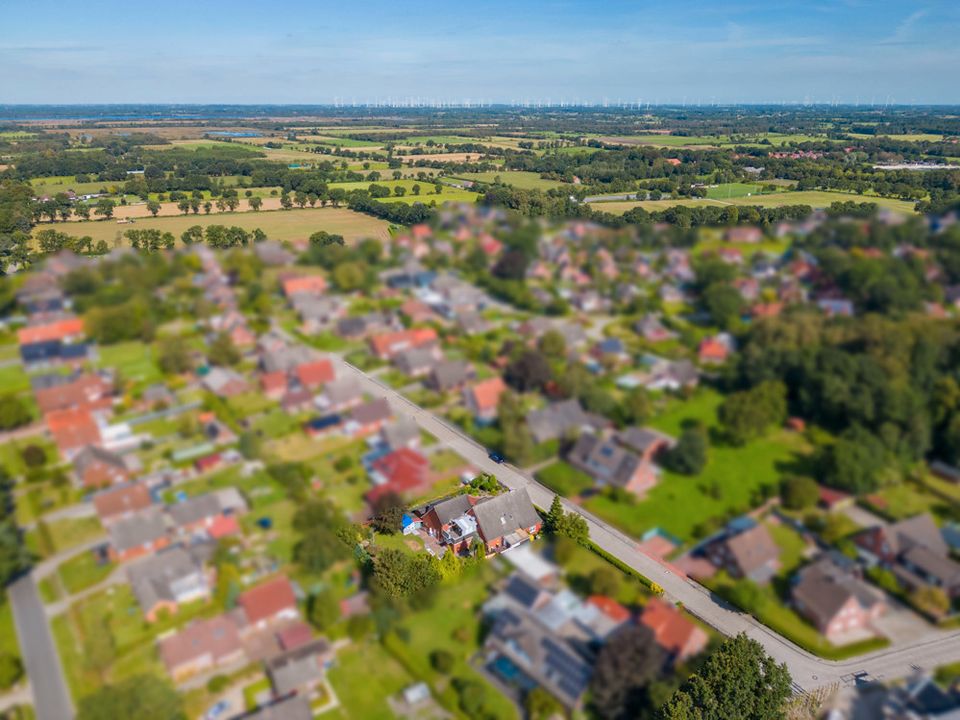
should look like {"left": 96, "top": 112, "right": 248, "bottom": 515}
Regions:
{"left": 0, "top": 363, "right": 31, "bottom": 394}
{"left": 536, "top": 460, "right": 594, "bottom": 497}
{"left": 27, "top": 516, "right": 104, "bottom": 558}
{"left": 0, "top": 437, "right": 59, "bottom": 479}
{"left": 704, "top": 183, "right": 766, "bottom": 200}
{"left": 327, "top": 641, "right": 415, "bottom": 719}
{"left": 583, "top": 388, "right": 811, "bottom": 542}
{"left": 62, "top": 207, "right": 392, "bottom": 247}
{"left": 871, "top": 482, "right": 943, "bottom": 520}
{"left": 766, "top": 520, "right": 808, "bottom": 576}
{"left": 395, "top": 566, "right": 519, "bottom": 720}
{"left": 16, "top": 481, "right": 81, "bottom": 526}
{"left": 452, "top": 170, "right": 569, "bottom": 191}
{"left": 429, "top": 449, "right": 466, "bottom": 474}
{"left": 0, "top": 595, "right": 22, "bottom": 662}
{"left": 590, "top": 190, "right": 917, "bottom": 215}
{"left": 95, "top": 341, "right": 163, "bottom": 387}
{"left": 58, "top": 552, "right": 115, "bottom": 595}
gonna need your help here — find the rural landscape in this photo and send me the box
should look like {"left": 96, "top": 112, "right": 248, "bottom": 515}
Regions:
{"left": 3, "top": 2, "right": 960, "bottom": 720}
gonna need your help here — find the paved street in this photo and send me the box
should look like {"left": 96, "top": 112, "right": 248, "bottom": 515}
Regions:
{"left": 332, "top": 354, "right": 960, "bottom": 692}
{"left": 8, "top": 576, "right": 73, "bottom": 720}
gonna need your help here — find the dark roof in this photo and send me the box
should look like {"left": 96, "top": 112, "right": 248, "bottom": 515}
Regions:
{"left": 266, "top": 638, "right": 330, "bottom": 696}
{"left": 426, "top": 494, "right": 474, "bottom": 525}
{"left": 349, "top": 397, "right": 391, "bottom": 425}
{"left": 109, "top": 507, "right": 167, "bottom": 553}
{"left": 73, "top": 445, "right": 126, "bottom": 475}
{"left": 167, "top": 493, "right": 222, "bottom": 528}
{"left": 429, "top": 360, "right": 472, "bottom": 391}
{"left": 503, "top": 573, "right": 543, "bottom": 609}
{"left": 792, "top": 555, "right": 884, "bottom": 626}
{"left": 617, "top": 426, "right": 675, "bottom": 455}
{"left": 472, "top": 488, "right": 541, "bottom": 542}
{"left": 567, "top": 433, "right": 641, "bottom": 488}
{"left": 526, "top": 399, "right": 589, "bottom": 444}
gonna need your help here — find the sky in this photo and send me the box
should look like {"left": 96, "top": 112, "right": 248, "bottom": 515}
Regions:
{"left": 2, "top": 0, "right": 959, "bottom": 105}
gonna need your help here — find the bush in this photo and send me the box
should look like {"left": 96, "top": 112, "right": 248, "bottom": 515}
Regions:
{"left": 20, "top": 445, "right": 47, "bottom": 468}
{"left": 0, "top": 653, "right": 23, "bottom": 690}
{"left": 780, "top": 475, "right": 819, "bottom": 510}
{"left": 333, "top": 455, "right": 354, "bottom": 472}
{"left": 430, "top": 649, "right": 454, "bottom": 674}
{"left": 346, "top": 615, "right": 373, "bottom": 641}
{"left": 205, "top": 675, "right": 229, "bottom": 694}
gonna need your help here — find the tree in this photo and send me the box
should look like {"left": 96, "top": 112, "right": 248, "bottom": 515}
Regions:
{"left": 492, "top": 249, "right": 529, "bottom": 280}
{"left": 157, "top": 336, "right": 191, "bottom": 375}
{"left": 526, "top": 687, "right": 563, "bottom": 720}
{"left": 371, "top": 491, "right": 406, "bottom": 534}
{"left": 0, "top": 652, "right": 22, "bottom": 690}
{"left": 621, "top": 386, "right": 652, "bottom": 425}
{"left": 180, "top": 225, "right": 203, "bottom": 246}
{"left": 538, "top": 329, "right": 567, "bottom": 359}
{"left": 591, "top": 624, "right": 664, "bottom": 720}
{"left": 94, "top": 198, "right": 115, "bottom": 219}
{"left": 74, "top": 203, "right": 91, "bottom": 220}
{"left": 146, "top": 200, "right": 161, "bottom": 217}
{"left": 249, "top": 196, "right": 262, "bottom": 211}
{"left": 430, "top": 649, "right": 454, "bottom": 674}
{"left": 296, "top": 527, "right": 350, "bottom": 574}
{"left": 76, "top": 675, "right": 185, "bottom": 720}
{"left": 589, "top": 566, "right": 621, "bottom": 597}
{"left": 207, "top": 332, "right": 240, "bottom": 367}
{"left": 332, "top": 261, "right": 366, "bottom": 292}
{"left": 780, "top": 476, "right": 819, "bottom": 511}
{"left": 308, "top": 589, "right": 340, "bottom": 630}
{"left": 555, "top": 511, "right": 590, "bottom": 543}
{"left": 177, "top": 199, "right": 190, "bottom": 215}
{"left": 911, "top": 585, "right": 950, "bottom": 616}
{"left": 718, "top": 381, "right": 787, "bottom": 445}
{"left": 505, "top": 350, "right": 551, "bottom": 392}
{"left": 21, "top": 444, "right": 47, "bottom": 468}
{"left": 372, "top": 548, "right": 439, "bottom": 600}
{"left": 310, "top": 230, "right": 345, "bottom": 247}
{"left": 702, "top": 283, "right": 743, "bottom": 330}
{"left": 663, "top": 425, "right": 708, "bottom": 475}
{"left": 661, "top": 634, "right": 791, "bottom": 720}
{"left": 545, "top": 495, "right": 564, "bottom": 533}
{"left": 818, "top": 425, "right": 888, "bottom": 494}
{"left": 0, "top": 395, "right": 31, "bottom": 431}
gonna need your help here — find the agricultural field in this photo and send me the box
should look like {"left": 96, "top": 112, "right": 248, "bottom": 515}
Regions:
{"left": 590, "top": 190, "right": 919, "bottom": 215}
{"left": 452, "top": 170, "right": 570, "bottom": 191}
{"left": 53, "top": 206, "right": 393, "bottom": 246}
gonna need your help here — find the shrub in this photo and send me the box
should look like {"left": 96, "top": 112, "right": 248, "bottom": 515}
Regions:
{"left": 21, "top": 445, "right": 47, "bottom": 468}
{"left": 206, "top": 675, "right": 229, "bottom": 694}
{"left": 430, "top": 649, "right": 454, "bottom": 674}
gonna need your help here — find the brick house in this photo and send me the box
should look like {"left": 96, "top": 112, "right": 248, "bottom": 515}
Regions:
{"left": 791, "top": 555, "right": 886, "bottom": 641}
{"left": 471, "top": 488, "right": 542, "bottom": 554}
{"left": 73, "top": 445, "right": 130, "bottom": 489}
{"left": 639, "top": 598, "right": 709, "bottom": 664}
{"left": 238, "top": 576, "right": 299, "bottom": 631}
{"left": 463, "top": 376, "right": 507, "bottom": 423}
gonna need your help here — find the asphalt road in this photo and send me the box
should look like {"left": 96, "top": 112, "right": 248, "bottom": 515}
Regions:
{"left": 332, "top": 354, "right": 960, "bottom": 692}
{"left": 8, "top": 575, "right": 74, "bottom": 720}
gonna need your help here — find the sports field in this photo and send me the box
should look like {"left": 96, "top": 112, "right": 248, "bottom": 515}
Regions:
{"left": 49, "top": 207, "right": 392, "bottom": 246}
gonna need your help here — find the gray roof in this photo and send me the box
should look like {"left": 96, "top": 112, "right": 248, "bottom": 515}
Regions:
{"left": 293, "top": 295, "right": 343, "bottom": 322}
{"left": 243, "top": 696, "right": 312, "bottom": 720}
{"left": 381, "top": 417, "right": 420, "bottom": 450}
{"left": 201, "top": 367, "right": 246, "bottom": 394}
{"left": 792, "top": 555, "right": 884, "bottom": 627}
{"left": 567, "top": 433, "right": 641, "bottom": 488}
{"left": 890, "top": 513, "right": 950, "bottom": 557}
{"left": 426, "top": 494, "right": 474, "bottom": 525}
{"left": 428, "top": 360, "right": 473, "bottom": 391}
{"left": 617, "top": 426, "right": 675, "bottom": 455}
{"left": 266, "top": 638, "right": 330, "bottom": 696}
{"left": 323, "top": 378, "right": 361, "bottom": 405}
{"left": 900, "top": 545, "right": 960, "bottom": 588}
{"left": 261, "top": 344, "right": 314, "bottom": 374}
{"left": 526, "top": 399, "right": 589, "bottom": 444}
{"left": 254, "top": 241, "right": 294, "bottom": 266}
{"left": 167, "top": 493, "right": 222, "bottom": 528}
{"left": 393, "top": 346, "right": 441, "bottom": 375}
{"left": 109, "top": 507, "right": 167, "bottom": 553}
{"left": 127, "top": 546, "right": 205, "bottom": 612}
{"left": 472, "top": 488, "right": 541, "bottom": 543}
{"left": 73, "top": 445, "right": 127, "bottom": 476}
{"left": 349, "top": 397, "right": 392, "bottom": 425}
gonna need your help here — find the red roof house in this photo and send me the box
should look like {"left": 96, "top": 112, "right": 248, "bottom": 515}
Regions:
{"left": 368, "top": 328, "right": 438, "bottom": 360}
{"left": 18, "top": 317, "right": 84, "bottom": 346}
{"left": 639, "top": 598, "right": 708, "bottom": 664}
{"left": 260, "top": 371, "right": 288, "bottom": 400}
{"left": 282, "top": 275, "right": 327, "bottom": 297}
{"left": 93, "top": 483, "right": 153, "bottom": 523}
{"left": 698, "top": 337, "right": 731, "bottom": 364}
{"left": 46, "top": 408, "right": 101, "bottom": 459}
{"left": 463, "top": 377, "right": 507, "bottom": 422}
{"left": 294, "top": 360, "right": 335, "bottom": 390}
{"left": 367, "top": 448, "right": 431, "bottom": 503}
{"left": 238, "top": 576, "right": 299, "bottom": 629}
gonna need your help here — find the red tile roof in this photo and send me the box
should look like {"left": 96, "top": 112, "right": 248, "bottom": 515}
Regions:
{"left": 468, "top": 376, "right": 506, "bottom": 412}
{"left": 45, "top": 408, "right": 100, "bottom": 453}
{"left": 698, "top": 338, "right": 729, "bottom": 362}
{"left": 35, "top": 373, "right": 112, "bottom": 414}
{"left": 368, "top": 328, "right": 438, "bottom": 358}
{"left": 238, "top": 576, "right": 297, "bottom": 625}
{"left": 260, "top": 371, "right": 288, "bottom": 394}
{"left": 639, "top": 598, "right": 703, "bottom": 656}
{"left": 295, "top": 359, "right": 335, "bottom": 388}
{"left": 93, "top": 483, "right": 152, "bottom": 520}
{"left": 276, "top": 620, "right": 314, "bottom": 651}
{"left": 208, "top": 514, "right": 240, "bottom": 539}
{"left": 587, "top": 595, "right": 631, "bottom": 624}
{"left": 282, "top": 275, "right": 327, "bottom": 297}
{"left": 18, "top": 317, "right": 84, "bottom": 345}
{"left": 368, "top": 448, "right": 430, "bottom": 502}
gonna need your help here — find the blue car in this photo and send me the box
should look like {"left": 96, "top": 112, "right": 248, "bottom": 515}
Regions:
{"left": 205, "top": 701, "right": 230, "bottom": 720}
{"left": 488, "top": 452, "right": 505, "bottom": 464}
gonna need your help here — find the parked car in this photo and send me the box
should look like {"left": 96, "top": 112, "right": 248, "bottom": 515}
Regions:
{"left": 488, "top": 451, "right": 505, "bottom": 464}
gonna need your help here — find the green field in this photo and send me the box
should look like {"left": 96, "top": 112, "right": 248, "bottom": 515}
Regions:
{"left": 57, "top": 206, "right": 392, "bottom": 246}
{"left": 591, "top": 190, "right": 918, "bottom": 215}
{"left": 452, "top": 170, "right": 570, "bottom": 191}
{"left": 583, "top": 389, "right": 812, "bottom": 542}
{"left": 705, "top": 183, "right": 767, "bottom": 200}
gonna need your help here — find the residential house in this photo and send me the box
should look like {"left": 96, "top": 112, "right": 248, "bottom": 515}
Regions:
{"left": 336, "top": 312, "right": 392, "bottom": 340}
{"left": 254, "top": 240, "right": 294, "bottom": 267}
{"left": 639, "top": 598, "right": 709, "bottom": 665}
{"left": 425, "top": 360, "right": 474, "bottom": 393}
{"left": 368, "top": 328, "right": 438, "bottom": 360}
{"left": 35, "top": 372, "right": 113, "bottom": 414}
{"left": 705, "top": 520, "right": 781, "bottom": 583}
{"left": 380, "top": 417, "right": 421, "bottom": 451}
{"left": 167, "top": 493, "right": 225, "bottom": 536}
{"left": 346, "top": 398, "right": 392, "bottom": 437}
{"left": 725, "top": 226, "right": 763, "bottom": 244}
{"left": 281, "top": 388, "right": 314, "bottom": 414}
{"left": 464, "top": 376, "right": 507, "bottom": 424}
{"left": 294, "top": 359, "right": 335, "bottom": 390}
{"left": 317, "top": 378, "right": 362, "bottom": 413}
{"left": 201, "top": 367, "right": 248, "bottom": 398}
{"left": 637, "top": 356, "right": 699, "bottom": 392}
{"left": 367, "top": 448, "right": 432, "bottom": 504}
{"left": 791, "top": 554, "right": 886, "bottom": 641}
{"left": 854, "top": 513, "right": 960, "bottom": 600}
{"left": 237, "top": 576, "right": 299, "bottom": 631}
{"left": 281, "top": 274, "right": 327, "bottom": 298}
{"left": 393, "top": 345, "right": 443, "bottom": 378}
{"left": 472, "top": 488, "right": 542, "bottom": 554}
{"left": 73, "top": 445, "right": 130, "bottom": 489}
{"left": 260, "top": 371, "right": 288, "bottom": 400}
{"left": 159, "top": 614, "right": 245, "bottom": 682}
{"left": 293, "top": 296, "right": 345, "bottom": 334}
{"left": 128, "top": 546, "right": 211, "bottom": 622}
{"left": 526, "top": 399, "right": 604, "bottom": 445}
{"left": 46, "top": 408, "right": 102, "bottom": 460}
{"left": 698, "top": 333, "right": 735, "bottom": 365}
{"left": 109, "top": 507, "right": 170, "bottom": 562}
{"left": 93, "top": 483, "right": 153, "bottom": 524}
{"left": 266, "top": 638, "right": 333, "bottom": 697}
{"left": 418, "top": 494, "right": 478, "bottom": 554}
{"left": 566, "top": 432, "right": 658, "bottom": 497}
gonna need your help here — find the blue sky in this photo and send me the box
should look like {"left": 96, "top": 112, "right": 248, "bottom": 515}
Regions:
{"left": 2, "top": 0, "right": 958, "bottom": 104}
